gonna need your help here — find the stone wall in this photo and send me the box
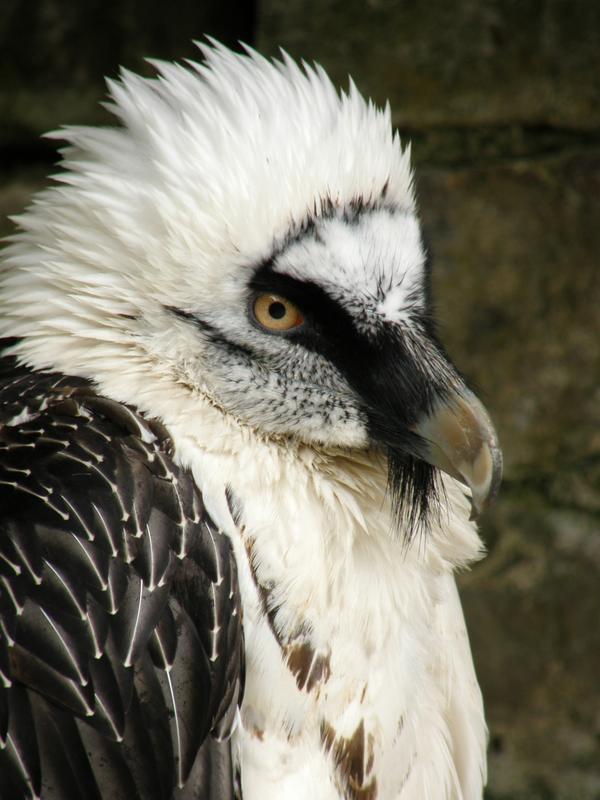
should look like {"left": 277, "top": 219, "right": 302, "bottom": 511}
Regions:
{"left": 2, "top": 2, "right": 599, "bottom": 798}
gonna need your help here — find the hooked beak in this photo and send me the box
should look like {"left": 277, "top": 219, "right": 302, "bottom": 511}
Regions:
{"left": 411, "top": 389, "right": 502, "bottom": 519}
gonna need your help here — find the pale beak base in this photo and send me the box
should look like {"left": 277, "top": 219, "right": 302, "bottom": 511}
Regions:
{"left": 412, "top": 389, "right": 502, "bottom": 519}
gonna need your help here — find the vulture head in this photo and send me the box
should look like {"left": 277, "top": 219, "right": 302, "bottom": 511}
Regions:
{"left": 0, "top": 41, "right": 501, "bottom": 530}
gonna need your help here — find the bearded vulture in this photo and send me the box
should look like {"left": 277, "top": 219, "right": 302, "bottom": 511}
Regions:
{"left": 0, "top": 41, "right": 502, "bottom": 800}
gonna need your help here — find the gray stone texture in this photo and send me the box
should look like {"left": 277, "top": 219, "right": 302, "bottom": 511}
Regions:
{"left": 1, "top": 1, "right": 599, "bottom": 797}
{"left": 259, "top": 0, "right": 600, "bottom": 131}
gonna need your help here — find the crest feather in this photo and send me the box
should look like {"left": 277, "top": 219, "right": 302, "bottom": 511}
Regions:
{"left": 0, "top": 41, "right": 414, "bottom": 375}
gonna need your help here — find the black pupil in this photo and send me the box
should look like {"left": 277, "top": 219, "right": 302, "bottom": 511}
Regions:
{"left": 269, "top": 301, "right": 286, "bottom": 320}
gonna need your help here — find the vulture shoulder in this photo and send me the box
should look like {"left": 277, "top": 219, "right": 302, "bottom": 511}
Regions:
{"left": 0, "top": 350, "right": 244, "bottom": 800}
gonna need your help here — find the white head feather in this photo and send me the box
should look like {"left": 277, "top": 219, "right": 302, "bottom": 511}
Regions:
{"left": 0, "top": 41, "right": 414, "bottom": 365}
{"left": 0, "top": 41, "right": 437, "bottom": 456}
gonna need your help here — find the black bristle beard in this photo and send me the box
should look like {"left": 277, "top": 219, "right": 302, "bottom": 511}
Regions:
{"left": 387, "top": 448, "right": 443, "bottom": 544}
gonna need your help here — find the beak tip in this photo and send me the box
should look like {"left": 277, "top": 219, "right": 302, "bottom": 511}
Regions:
{"left": 466, "top": 441, "right": 503, "bottom": 520}
{"left": 413, "top": 389, "right": 503, "bottom": 522}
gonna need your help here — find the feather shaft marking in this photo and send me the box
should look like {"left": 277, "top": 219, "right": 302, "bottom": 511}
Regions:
{"left": 40, "top": 608, "right": 88, "bottom": 685}
{"left": 62, "top": 496, "right": 98, "bottom": 544}
{"left": 0, "top": 617, "right": 15, "bottom": 647}
{"left": 94, "top": 694, "right": 124, "bottom": 742}
{"left": 1, "top": 575, "right": 23, "bottom": 614}
{"left": 0, "top": 479, "right": 69, "bottom": 520}
{"left": 146, "top": 522, "right": 156, "bottom": 590}
{"left": 0, "top": 550, "right": 21, "bottom": 575}
{"left": 10, "top": 539, "right": 41, "bottom": 585}
{"left": 91, "top": 502, "right": 118, "bottom": 556}
{"left": 165, "top": 668, "right": 184, "bottom": 788}
{"left": 124, "top": 578, "right": 144, "bottom": 667}
{"left": 6, "top": 735, "right": 37, "bottom": 798}
{"left": 69, "top": 533, "right": 108, "bottom": 590}
{"left": 44, "top": 560, "right": 86, "bottom": 620}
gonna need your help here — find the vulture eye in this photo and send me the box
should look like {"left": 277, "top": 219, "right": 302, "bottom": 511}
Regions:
{"left": 252, "top": 293, "right": 304, "bottom": 332}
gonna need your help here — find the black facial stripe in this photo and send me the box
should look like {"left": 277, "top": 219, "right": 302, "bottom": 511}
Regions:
{"left": 164, "top": 306, "right": 255, "bottom": 360}
{"left": 249, "top": 261, "right": 453, "bottom": 537}
{"left": 249, "top": 261, "right": 446, "bottom": 434}
{"left": 249, "top": 261, "right": 362, "bottom": 358}
{"left": 166, "top": 306, "right": 200, "bottom": 325}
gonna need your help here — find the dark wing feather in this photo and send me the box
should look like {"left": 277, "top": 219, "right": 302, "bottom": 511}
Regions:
{"left": 0, "top": 352, "right": 244, "bottom": 799}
